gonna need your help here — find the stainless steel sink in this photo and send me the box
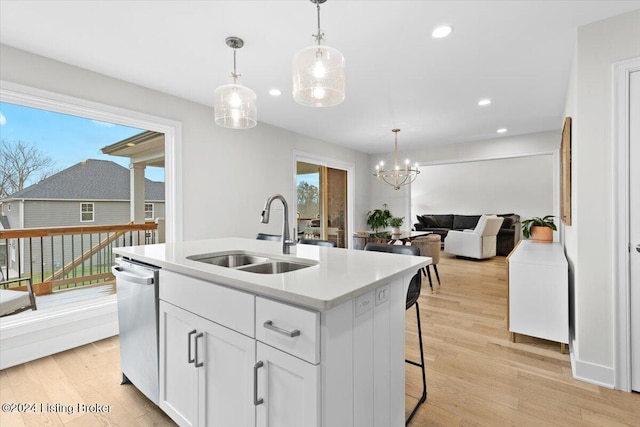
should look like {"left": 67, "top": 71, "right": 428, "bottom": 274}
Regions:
{"left": 237, "top": 261, "right": 312, "bottom": 274}
{"left": 186, "top": 253, "right": 268, "bottom": 267}
{"left": 186, "top": 250, "right": 316, "bottom": 274}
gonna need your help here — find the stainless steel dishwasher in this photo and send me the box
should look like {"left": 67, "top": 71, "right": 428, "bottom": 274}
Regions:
{"left": 112, "top": 257, "right": 160, "bottom": 405}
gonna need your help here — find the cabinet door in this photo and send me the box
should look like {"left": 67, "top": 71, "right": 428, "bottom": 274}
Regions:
{"left": 159, "top": 301, "right": 199, "bottom": 427}
{"left": 200, "top": 319, "right": 256, "bottom": 427}
{"left": 255, "top": 343, "right": 320, "bottom": 427}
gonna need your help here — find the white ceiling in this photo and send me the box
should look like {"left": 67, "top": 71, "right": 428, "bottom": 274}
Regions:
{"left": 1, "top": 1, "right": 638, "bottom": 154}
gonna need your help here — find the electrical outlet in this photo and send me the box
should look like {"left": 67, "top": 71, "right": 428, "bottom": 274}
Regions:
{"left": 375, "top": 284, "right": 389, "bottom": 306}
{"left": 355, "top": 291, "right": 373, "bottom": 317}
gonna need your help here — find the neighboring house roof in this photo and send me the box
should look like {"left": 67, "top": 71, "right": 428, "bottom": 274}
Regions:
{"left": 0, "top": 216, "right": 9, "bottom": 229}
{"left": 1, "top": 159, "right": 165, "bottom": 201}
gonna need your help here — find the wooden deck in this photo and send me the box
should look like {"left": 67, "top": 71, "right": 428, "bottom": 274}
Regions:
{"left": 1, "top": 253, "right": 639, "bottom": 426}
{"left": 2, "top": 283, "right": 116, "bottom": 322}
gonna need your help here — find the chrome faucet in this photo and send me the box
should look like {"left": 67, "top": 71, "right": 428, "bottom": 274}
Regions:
{"left": 260, "top": 194, "right": 296, "bottom": 254}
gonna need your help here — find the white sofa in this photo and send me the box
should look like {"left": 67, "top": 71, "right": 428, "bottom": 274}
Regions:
{"left": 444, "top": 215, "right": 504, "bottom": 259}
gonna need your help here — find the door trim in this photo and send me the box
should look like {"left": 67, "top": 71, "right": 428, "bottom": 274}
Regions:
{"left": 294, "top": 151, "right": 355, "bottom": 249}
{"left": 612, "top": 56, "right": 640, "bottom": 392}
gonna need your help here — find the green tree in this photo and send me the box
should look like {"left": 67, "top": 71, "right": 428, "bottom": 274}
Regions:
{"left": 297, "top": 181, "right": 319, "bottom": 218}
{"left": 1, "top": 139, "right": 55, "bottom": 199}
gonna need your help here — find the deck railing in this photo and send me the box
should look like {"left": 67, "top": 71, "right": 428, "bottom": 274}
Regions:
{"left": 0, "top": 222, "right": 158, "bottom": 295}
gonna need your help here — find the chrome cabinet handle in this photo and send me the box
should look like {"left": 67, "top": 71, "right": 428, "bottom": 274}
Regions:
{"left": 636, "top": 244, "right": 640, "bottom": 253}
{"left": 263, "top": 320, "right": 301, "bottom": 338}
{"left": 187, "top": 330, "right": 197, "bottom": 364}
{"left": 253, "top": 361, "right": 264, "bottom": 406}
{"left": 194, "top": 332, "right": 204, "bottom": 368}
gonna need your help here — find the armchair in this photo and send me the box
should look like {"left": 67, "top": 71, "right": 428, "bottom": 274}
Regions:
{"left": 444, "top": 215, "right": 504, "bottom": 259}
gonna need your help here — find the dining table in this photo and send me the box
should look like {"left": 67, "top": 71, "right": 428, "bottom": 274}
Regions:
{"left": 353, "top": 230, "right": 433, "bottom": 248}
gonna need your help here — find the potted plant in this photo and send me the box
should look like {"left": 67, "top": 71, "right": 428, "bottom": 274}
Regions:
{"left": 521, "top": 215, "right": 557, "bottom": 243}
{"left": 366, "top": 203, "right": 392, "bottom": 236}
{"left": 389, "top": 217, "right": 404, "bottom": 235}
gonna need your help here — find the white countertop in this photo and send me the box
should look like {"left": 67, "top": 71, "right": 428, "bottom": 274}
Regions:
{"left": 509, "top": 240, "right": 567, "bottom": 266}
{"left": 114, "top": 237, "right": 430, "bottom": 310}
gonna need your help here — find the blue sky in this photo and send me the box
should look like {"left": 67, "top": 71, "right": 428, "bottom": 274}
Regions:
{"left": 0, "top": 102, "right": 165, "bottom": 184}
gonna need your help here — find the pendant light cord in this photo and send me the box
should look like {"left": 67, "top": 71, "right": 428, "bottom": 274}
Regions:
{"left": 231, "top": 48, "right": 239, "bottom": 83}
{"left": 314, "top": 2, "right": 324, "bottom": 44}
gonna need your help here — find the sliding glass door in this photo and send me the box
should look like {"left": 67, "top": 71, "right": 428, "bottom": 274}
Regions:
{"left": 296, "top": 161, "right": 348, "bottom": 248}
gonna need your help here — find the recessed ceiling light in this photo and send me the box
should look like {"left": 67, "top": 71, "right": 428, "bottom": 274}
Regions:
{"left": 269, "top": 88, "right": 282, "bottom": 96}
{"left": 432, "top": 25, "right": 453, "bottom": 39}
{"left": 497, "top": 128, "right": 508, "bottom": 134}
{"left": 478, "top": 98, "right": 492, "bottom": 106}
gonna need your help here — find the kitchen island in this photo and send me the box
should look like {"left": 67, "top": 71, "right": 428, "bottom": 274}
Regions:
{"left": 114, "top": 237, "right": 430, "bottom": 427}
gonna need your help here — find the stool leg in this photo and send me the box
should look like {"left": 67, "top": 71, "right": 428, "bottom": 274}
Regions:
{"left": 425, "top": 266, "right": 433, "bottom": 290}
{"left": 433, "top": 264, "right": 441, "bottom": 285}
{"left": 405, "top": 302, "right": 427, "bottom": 425}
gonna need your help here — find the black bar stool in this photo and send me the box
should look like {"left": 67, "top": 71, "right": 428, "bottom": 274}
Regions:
{"left": 363, "top": 243, "right": 427, "bottom": 425}
{"left": 298, "top": 238, "right": 337, "bottom": 247}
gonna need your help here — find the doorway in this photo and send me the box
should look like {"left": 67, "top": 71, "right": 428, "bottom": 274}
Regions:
{"left": 629, "top": 68, "right": 639, "bottom": 392}
{"left": 296, "top": 161, "right": 348, "bottom": 248}
{"left": 614, "top": 57, "right": 640, "bottom": 392}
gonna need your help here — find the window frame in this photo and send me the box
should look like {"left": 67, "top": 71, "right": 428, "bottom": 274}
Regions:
{"left": 144, "top": 203, "right": 154, "bottom": 220}
{"left": 80, "top": 202, "right": 95, "bottom": 223}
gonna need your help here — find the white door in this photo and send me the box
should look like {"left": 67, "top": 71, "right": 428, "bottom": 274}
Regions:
{"left": 159, "top": 301, "right": 198, "bottom": 427}
{"left": 201, "top": 318, "right": 255, "bottom": 427}
{"left": 255, "top": 342, "right": 320, "bottom": 427}
{"left": 630, "top": 69, "right": 640, "bottom": 392}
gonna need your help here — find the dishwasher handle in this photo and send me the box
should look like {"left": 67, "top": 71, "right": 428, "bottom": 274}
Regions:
{"left": 112, "top": 266, "right": 155, "bottom": 286}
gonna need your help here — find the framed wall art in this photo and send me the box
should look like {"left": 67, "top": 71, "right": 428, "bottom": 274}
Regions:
{"left": 560, "top": 117, "right": 572, "bottom": 225}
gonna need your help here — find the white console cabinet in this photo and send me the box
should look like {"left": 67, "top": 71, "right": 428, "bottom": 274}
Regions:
{"left": 508, "top": 241, "right": 569, "bottom": 353}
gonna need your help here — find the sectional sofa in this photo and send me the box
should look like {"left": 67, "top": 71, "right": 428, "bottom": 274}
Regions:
{"left": 413, "top": 213, "right": 521, "bottom": 256}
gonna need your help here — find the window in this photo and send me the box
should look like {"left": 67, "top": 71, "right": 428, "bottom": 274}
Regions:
{"left": 145, "top": 203, "right": 154, "bottom": 220}
{"left": 80, "top": 203, "right": 94, "bottom": 222}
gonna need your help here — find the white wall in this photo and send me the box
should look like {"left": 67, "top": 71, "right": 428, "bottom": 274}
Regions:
{"left": 563, "top": 9, "right": 640, "bottom": 386}
{"left": 0, "top": 44, "right": 372, "bottom": 243}
{"left": 369, "top": 131, "right": 559, "bottom": 230}
{"left": 411, "top": 155, "right": 554, "bottom": 224}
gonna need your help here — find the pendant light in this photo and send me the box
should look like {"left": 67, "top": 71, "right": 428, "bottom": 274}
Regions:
{"left": 374, "top": 129, "right": 420, "bottom": 190}
{"left": 293, "top": 0, "right": 345, "bottom": 107}
{"left": 214, "top": 36, "right": 257, "bottom": 129}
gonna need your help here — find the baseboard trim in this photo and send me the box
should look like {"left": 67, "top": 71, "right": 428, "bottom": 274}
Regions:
{"left": 0, "top": 296, "right": 119, "bottom": 369}
{"left": 569, "top": 337, "right": 615, "bottom": 388}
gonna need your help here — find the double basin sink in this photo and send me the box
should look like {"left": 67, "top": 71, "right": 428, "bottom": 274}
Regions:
{"left": 186, "top": 251, "right": 317, "bottom": 274}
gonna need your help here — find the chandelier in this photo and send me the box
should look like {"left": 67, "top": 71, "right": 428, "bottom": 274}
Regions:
{"left": 214, "top": 36, "right": 257, "bottom": 129}
{"left": 292, "top": 0, "right": 345, "bottom": 107}
{"left": 374, "top": 129, "right": 420, "bottom": 190}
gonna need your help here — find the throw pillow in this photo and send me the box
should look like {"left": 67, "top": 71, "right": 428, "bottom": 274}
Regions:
{"left": 422, "top": 215, "right": 439, "bottom": 228}
{"left": 501, "top": 217, "right": 514, "bottom": 229}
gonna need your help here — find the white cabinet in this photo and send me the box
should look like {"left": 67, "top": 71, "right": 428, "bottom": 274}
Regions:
{"left": 508, "top": 241, "right": 569, "bottom": 352}
{"left": 255, "top": 342, "right": 320, "bottom": 427}
{"left": 158, "top": 268, "right": 410, "bottom": 427}
{"left": 159, "top": 301, "right": 255, "bottom": 427}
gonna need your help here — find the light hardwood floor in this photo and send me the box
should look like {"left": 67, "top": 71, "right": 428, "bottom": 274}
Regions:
{"left": 1, "top": 253, "right": 639, "bottom": 426}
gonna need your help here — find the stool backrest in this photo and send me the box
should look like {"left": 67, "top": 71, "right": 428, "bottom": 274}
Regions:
{"left": 299, "top": 239, "right": 337, "bottom": 247}
{"left": 256, "top": 233, "right": 281, "bottom": 241}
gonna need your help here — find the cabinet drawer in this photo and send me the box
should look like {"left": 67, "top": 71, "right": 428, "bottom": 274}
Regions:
{"left": 160, "top": 270, "right": 254, "bottom": 337}
{"left": 256, "top": 297, "right": 319, "bottom": 364}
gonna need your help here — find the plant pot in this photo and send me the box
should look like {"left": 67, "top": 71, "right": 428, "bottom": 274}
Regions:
{"left": 531, "top": 226, "right": 553, "bottom": 243}
{"left": 391, "top": 227, "right": 401, "bottom": 235}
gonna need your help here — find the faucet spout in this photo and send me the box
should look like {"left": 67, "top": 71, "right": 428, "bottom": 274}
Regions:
{"left": 260, "top": 194, "right": 296, "bottom": 254}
